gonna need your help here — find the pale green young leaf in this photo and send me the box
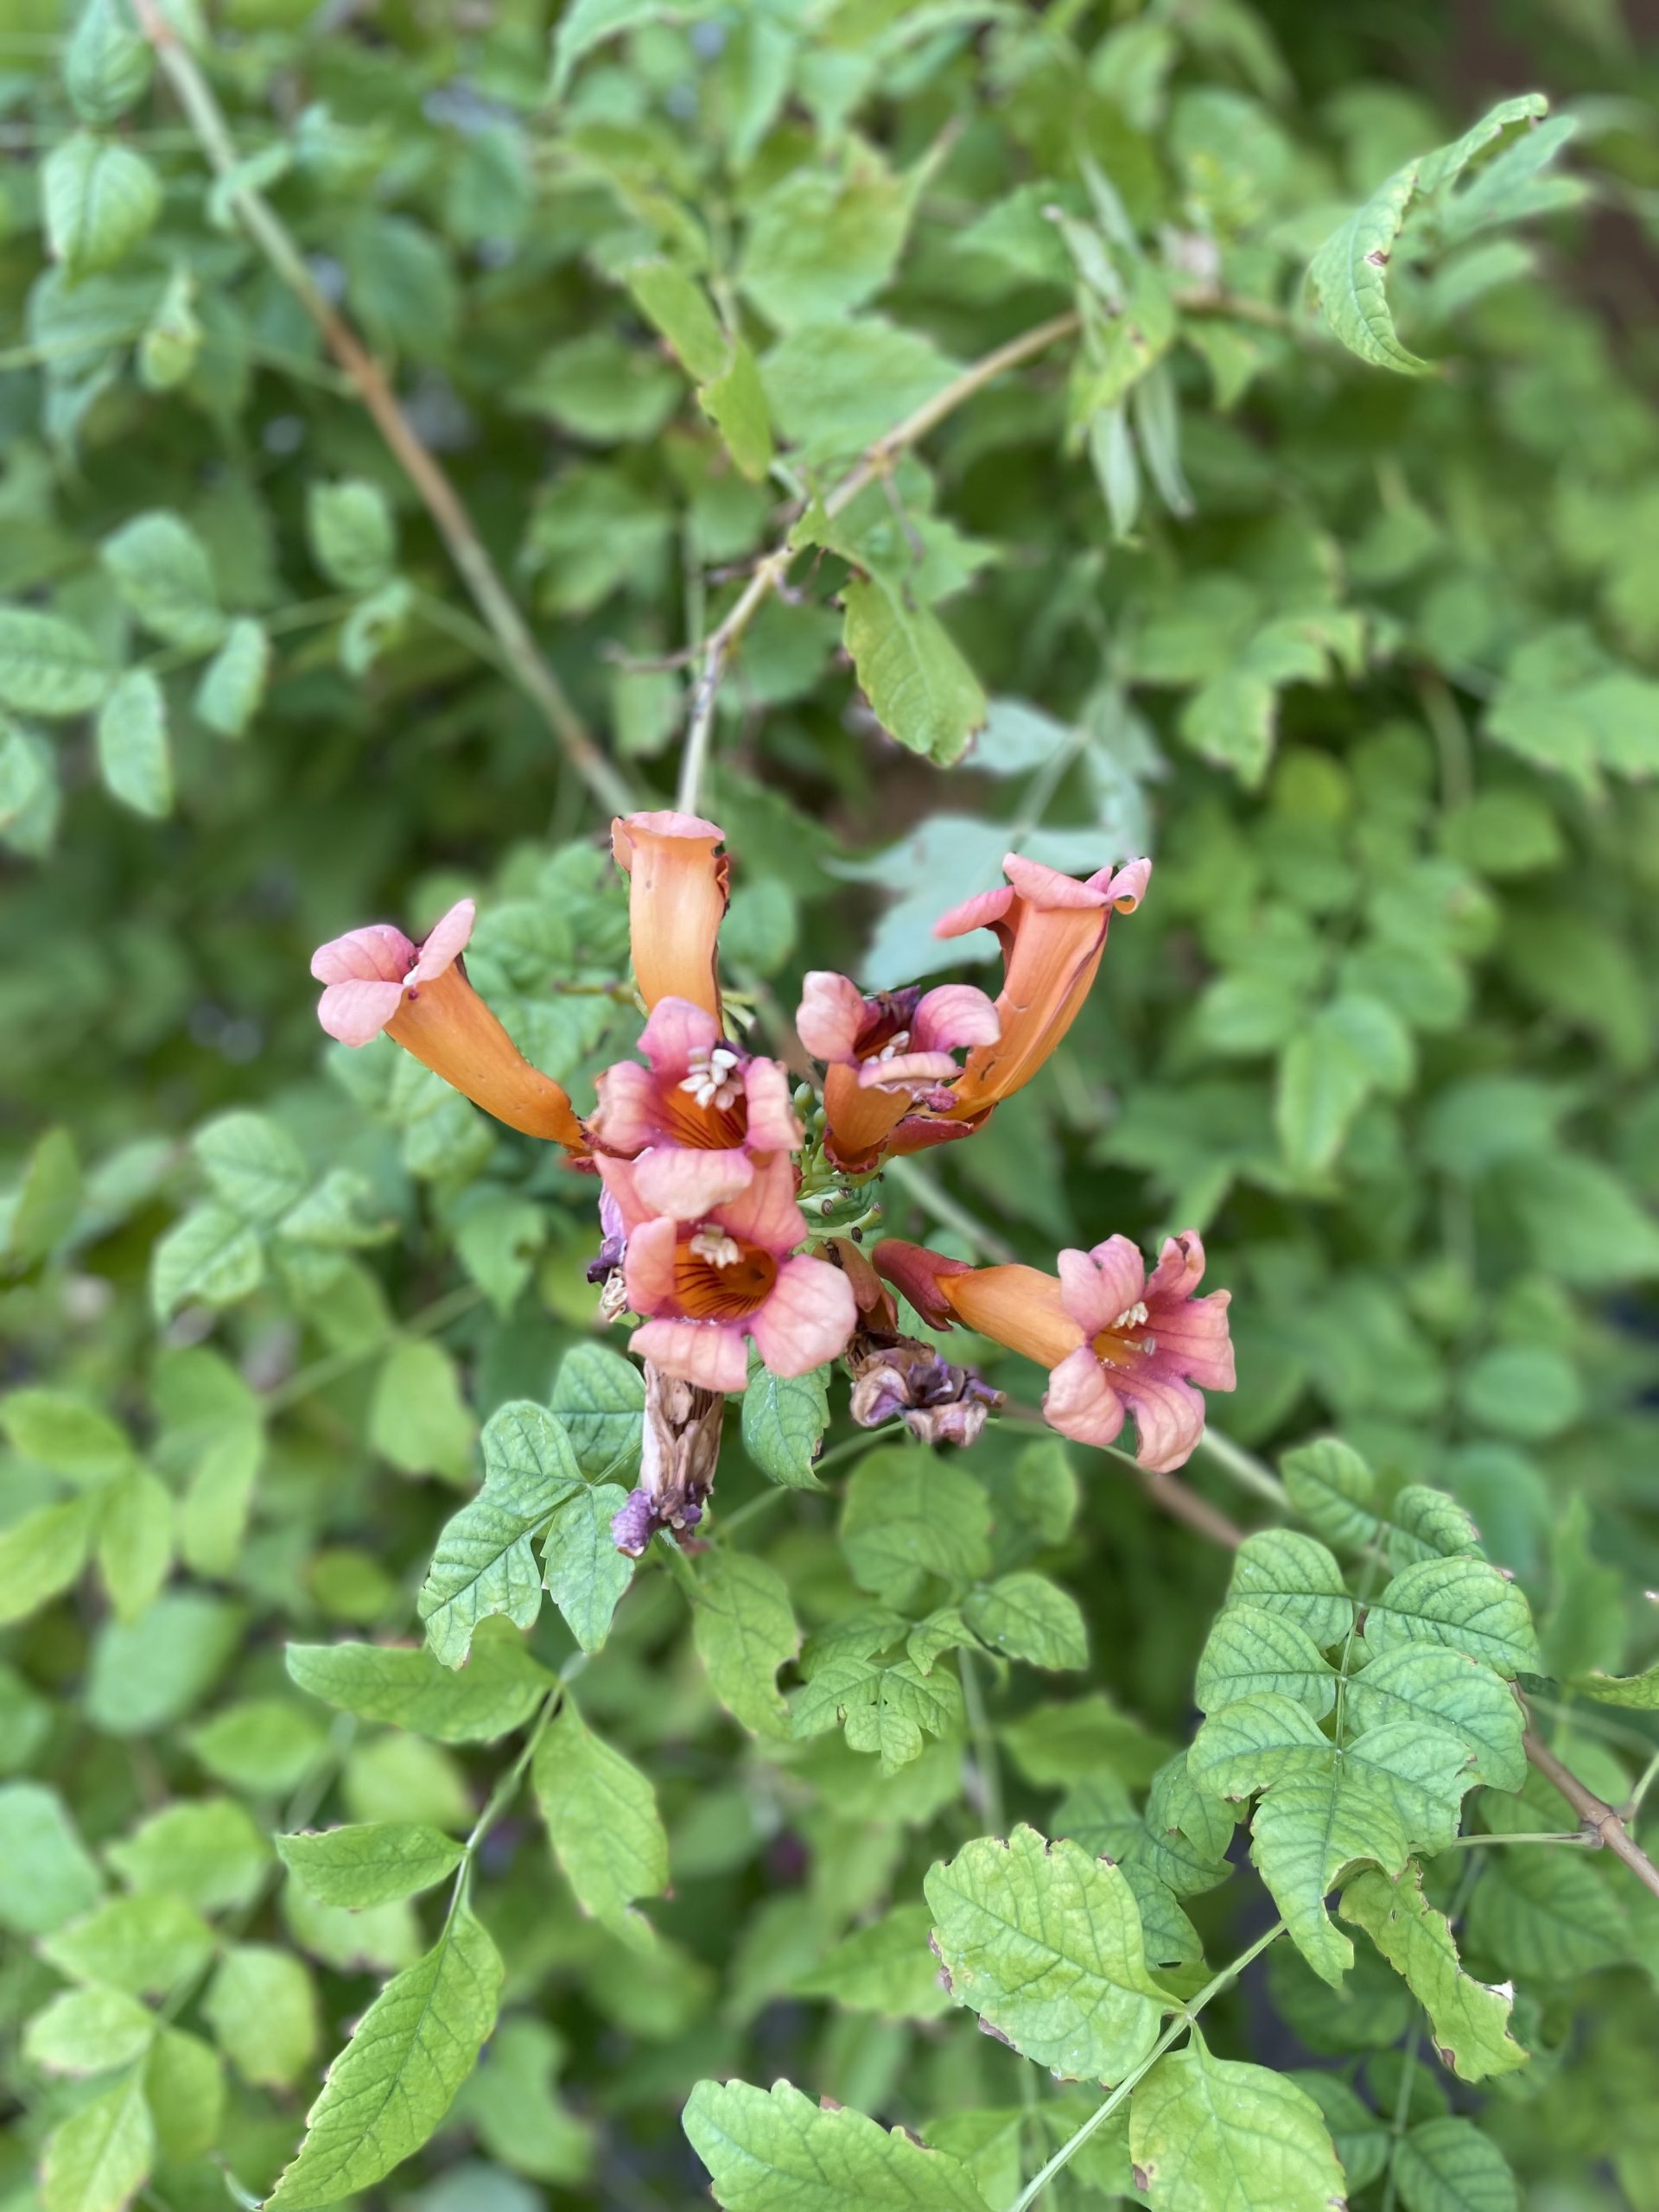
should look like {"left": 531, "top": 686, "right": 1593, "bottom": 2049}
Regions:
{"left": 1001, "top": 1691, "right": 1173, "bottom": 1789}
{"left": 194, "top": 1110, "right": 308, "bottom": 1224}
{"left": 43, "top": 131, "right": 162, "bottom": 281}
{"left": 741, "top": 1353, "right": 830, "bottom": 1488}
{"left": 542, "top": 1482, "right": 634, "bottom": 1652}
{"left": 1567, "top": 1662, "right": 1659, "bottom": 1710}
{"left": 40, "top": 1891, "right": 214, "bottom": 1996}
{"left": 94, "top": 1465, "right": 173, "bottom": 1624}
{"left": 369, "top": 1336, "right": 476, "bottom": 1483}
{"left": 24, "top": 1986, "right": 156, "bottom": 2076}
{"left": 149, "top": 1202, "right": 266, "bottom": 1319}
{"left": 701, "top": 339, "right": 774, "bottom": 480}
{"left": 693, "top": 1549, "right": 799, "bottom": 1738}
{"left": 550, "top": 1347, "right": 645, "bottom": 1484}
{"left": 307, "top": 480, "right": 397, "bottom": 591}
{"left": 794, "top": 1903, "right": 952, "bottom": 2021}
{"left": 188, "top": 1696, "right": 327, "bottom": 1794}
{"left": 99, "top": 511, "right": 224, "bottom": 651}
{"left": 276, "top": 1821, "right": 466, "bottom": 1908}
{"left": 1128, "top": 2042, "right": 1346, "bottom": 2212}
{"left": 454, "top": 2014, "right": 594, "bottom": 2186}
{"left": 193, "top": 614, "right": 270, "bottom": 737}
{"left": 0, "top": 1783, "right": 105, "bottom": 1935}
{"left": 1275, "top": 1006, "right": 1376, "bottom": 1176}
{"left": 925, "top": 1826, "right": 1167, "bottom": 2082}
{"left": 203, "top": 1943, "right": 321, "bottom": 2091}
{"left": 1339, "top": 1865, "right": 1528, "bottom": 2082}
{"left": 286, "top": 1629, "right": 552, "bottom": 1743}
{"left": 63, "top": 0, "right": 154, "bottom": 125}
{"left": 1394, "top": 2116, "right": 1521, "bottom": 2212}
{"left": 625, "top": 258, "right": 728, "bottom": 383}
{"left": 0, "top": 609, "right": 111, "bottom": 716}
{"left": 94, "top": 669, "right": 171, "bottom": 819}
{"left": 840, "top": 1448, "right": 992, "bottom": 1605}
{"left": 531, "top": 1699, "right": 667, "bottom": 1948}
{"left": 1250, "top": 1767, "right": 1413, "bottom": 1984}
{"left": 1464, "top": 1847, "right": 1629, "bottom": 1982}
{"left": 963, "top": 1573, "right": 1088, "bottom": 1670}
{"left": 1226, "top": 1530, "right": 1352, "bottom": 1647}
{"left": 741, "top": 152, "right": 922, "bottom": 329}
{"left": 793, "top": 1636, "right": 963, "bottom": 1775}
{"left": 0, "top": 1496, "right": 99, "bottom": 1627}
{"left": 1194, "top": 1605, "right": 1337, "bottom": 1719}
{"left": 40, "top": 2069, "right": 155, "bottom": 2212}
{"left": 265, "top": 1904, "right": 503, "bottom": 2208}
{"left": 550, "top": 0, "right": 671, "bottom": 98}
{"left": 842, "top": 576, "right": 988, "bottom": 767}
{"left": 1364, "top": 1557, "right": 1541, "bottom": 1676}
{"left": 1281, "top": 1435, "right": 1382, "bottom": 1554}
{"left": 143, "top": 2025, "right": 224, "bottom": 2162}
{"left": 106, "top": 1796, "right": 270, "bottom": 1911}
{"left": 1388, "top": 1485, "right": 1483, "bottom": 1567}
{"left": 2, "top": 1389, "right": 132, "bottom": 1482}
{"left": 1344, "top": 1645, "right": 1526, "bottom": 1790}
{"left": 683, "top": 2076, "right": 993, "bottom": 2212}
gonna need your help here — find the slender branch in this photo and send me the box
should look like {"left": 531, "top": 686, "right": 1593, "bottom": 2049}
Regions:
{"left": 1626, "top": 1746, "right": 1659, "bottom": 1825}
{"left": 1009, "top": 1920, "right": 1286, "bottom": 2211}
{"left": 886, "top": 1155, "right": 1018, "bottom": 1262}
{"left": 1522, "top": 1728, "right": 1659, "bottom": 1902}
{"left": 131, "top": 2, "right": 633, "bottom": 818}
{"left": 263, "top": 1284, "right": 484, "bottom": 1414}
{"left": 958, "top": 1646, "right": 1005, "bottom": 1835}
{"left": 1191, "top": 1426, "right": 1291, "bottom": 1512}
{"left": 676, "top": 311, "right": 1083, "bottom": 813}
{"left": 1134, "top": 1461, "right": 1246, "bottom": 1550}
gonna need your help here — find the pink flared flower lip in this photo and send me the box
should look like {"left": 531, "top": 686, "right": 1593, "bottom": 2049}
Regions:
{"left": 934, "top": 855, "right": 1150, "bottom": 940}
{"left": 798, "top": 973, "right": 1001, "bottom": 1071}
{"left": 311, "top": 899, "right": 476, "bottom": 1048}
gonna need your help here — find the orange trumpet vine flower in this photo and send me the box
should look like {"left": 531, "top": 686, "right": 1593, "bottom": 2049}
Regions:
{"left": 611, "top": 810, "right": 730, "bottom": 1022}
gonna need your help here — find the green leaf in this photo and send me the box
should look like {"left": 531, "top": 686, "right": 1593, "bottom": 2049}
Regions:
{"left": 741, "top": 152, "right": 922, "bottom": 329}
{"left": 1194, "top": 1605, "right": 1337, "bottom": 1719}
{"left": 840, "top": 1448, "right": 992, "bottom": 1605}
{"left": 43, "top": 130, "right": 162, "bottom": 279}
{"left": 202, "top": 1943, "right": 320, "bottom": 2092}
{"left": 3, "top": 1388, "right": 132, "bottom": 1481}
{"left": 193, "top": 615, "right": 270, "bottom": 737}
{"left": 370, "top": 1336, "right": 476, "bottom": 1482}
{"left": 1275, "top": 1004, "right": 1376, "bottom": 1176}
{"left": 94, "top": 1465, "right": 173, "bottom": 1623}
{"left": 188, "top": 1696, "right": 326, "bottom": 1795}
{"left": 1365, "top": 1556, "right": 1541, "bottom": 1676}
{"left": 1, "top": 1125, "right": 82, "bottom": 1269}
{"left": 40, "top": 2071, "right": 155, "bottom": 2212}
{"left": 1463, "top": 1847, "right": 1629, "bottom": 1982}
{"left": 683, "top": 2077, "right": 993, "bottom": 2212}
{"left": 94, "top": 668, "right": 171, "bottom": 818}
{"left": 194, "top": 1110, "right": 308, "bottom": 1224}
{"left": 699, "top": 337, "right": 773, "bottom": 480}
{"left": 308, "top": 480, "right": 398, "bottom": 593}
{"left": 144, "top": 2024, "right": 223, "bottom": 2162}
{"left": 286, "top": 1630, "right": 552, "bottom": 1743}
{"left": 1128, "top": 2041, "right": 1346, "bottom": 2212}
{"left": 1339, "top": 1865, "right": 1528, "bottom": 2082}
{"left": 531, "top": 1699, "right": 667, "bottom": 1948}
{"left": 1226, "top": 1530, "right": 1352, "bottom": 1647}
{"left": 542, "top": 1481, "right": 634, "bottom": 1651}
{"left": 842, "top": 575, "right": 987, "bottom": 767}
{"left": 0, "top": 607, "right": 111, "bottom": 716}
{"left": 0, "top": 1783, "right": 105, "bottom": 1935}
{"left": 418, "top": 1399, "right": 586, "bottom": 1667}
{"left": 276, "top": 1822, "right": 467, "bottom": 1908}
{"left": 793, "top": 1618, "right": 963, "bottom": 1774}
{"left": 1393, "top": 2116, "right": 1521, "bottom": 2212}
{"left": 741, "top": 1355, "right": 830, "bottom": 1488}
{"left": 550, "top": 0, "right": 671, "bottom": 98}
{"left": 99, "top": 511, "right": 225, "bottom": 650}
{"left": 454, "top": 2013, "right": 592, "bottom": 2186}
{"left": 265, "top": 1904, "right": 503, "bottom": 2209}
{"left": 1567, "top": 1663, "right": 1659, "bottom": 1710}
{"left": 550, "top": 1347, "right": 645, "bottom": 1484}
{"left": 0, "top": 1495, "right": 99, "bottom": 1627}
{"left": 24, "top": 1986, "right": 156, "bottom": 2075}
{"left": 1344, "top": 1645, "right": 1526, "bottom": 1790}
{"left": 40, "top": 1891, "right": 214, "bottom": 1996}
{"left": 64, "top": 0, "right": 154, "bottom": 125}
{"left": 149, "top": 1202, "right": 265, "bottom": 1319}
{"left": 962, "top": 1573, "right": 1089, "bottom": 1670}
{"left": 106, "top": 1797, "right": 270, "bottom": 1912}
{"left": 693, "top": 1549, "right": 800, "bottom": 1738}
{"left": 925, "top": 1825, "right": 1166, "bottom": 2082}
{"left": 1281, "top": 1435, "right": 1381, "bottom": 1554}
{"left": 794, "top": 1903, "right": 952, "bottom": 2021}
{"left": 625, "top": 259, "right": 728, "bottom": 383}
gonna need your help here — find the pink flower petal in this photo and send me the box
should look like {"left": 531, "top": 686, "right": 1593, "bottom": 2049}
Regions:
{"left": 621, "top": 1215, "right": 678, "bottom": 1313}
{"left": 1096, "top": 856, "right": 1151, "bottom": 912}
{"left": 796, "top": 971, "right": 868, "bottom": 1064}
{"left": 1058, "top": 1236, "right": 1147, "bottom": 1338}
{"left": 616, "top": 809, "right": 725, "bottom": 849}
{"left": 934, "top": 884, "right": 1014, "bottom": 941}
{"left": 407, "top": 898, "right": 475, "bottom": 984}
{"left": 856, "top": 1051, "right": 958, "bottom": 1089}
{"left": 1002, "top": 853, "right": 1112, "bottom": 910}
{"left": 1043, "top": 1346, "right": 1128, "bottom": 1450}
{"left": 632, "top": 1316, "right": 749, "bottom": 1392}
{"left": 1146, "top": 1289, "right": 1236, "bottom": 1393}
{"left": 715, "top": 1152, "right": 806, "bottom": 1255}
{"left": 743, "top": 1057, "right": 804, "bottom": 1152}
{"left": 631, "top": 1145, "right": 754, "bottom": 1222}
{"left": 310, "top": 923, "right": 414, "bottom": 987}
{"left": 1146, "top": 1230, "right": 1206, "bottom": 1306}
{"left": 1116, "top": 1372, "right": 1208, "bottom": 1473}
{"left": 748, "top": 1255, "right": 859, "bottom": 1376}
{"left": 637, "top": 995, "right": 721, "bottom": 1078}
{"left": 597, "top": 1155, "right": 655, "bottom": 1233}
{"left": 317, "top": 977, "right": 407, "bottom": 1046}
{"left": 591, "top": 1060, "right": 658, "bottom": 1154}
{"left": 912, "top": 982, "right": 1000, "bottom": 1053}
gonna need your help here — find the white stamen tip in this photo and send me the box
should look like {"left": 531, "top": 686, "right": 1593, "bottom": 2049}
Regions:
{"left": 1112, "top": 1300, "right": 1150, "bottom": 1331}
{"left": 690, "top": 1228, "right": 742, "bottom": 1268}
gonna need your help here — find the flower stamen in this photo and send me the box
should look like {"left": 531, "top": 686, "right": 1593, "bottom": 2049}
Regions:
{"left": 679, "top": 1046, "right": 744, "bottom": 1111}
{"left": 690, "top": 1226, "right": 743, "bottom": 1268}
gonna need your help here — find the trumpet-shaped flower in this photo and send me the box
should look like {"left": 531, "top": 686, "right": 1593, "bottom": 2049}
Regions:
{"left": 591, "top": 995, "right": 801, "bottom": 1219}
{"left": 612, "top": 810, "right": 729, "bottom": 1021}
{"left": 874, "top": 1229, "right": 1232, "bottom": 1472}
{"left": 311, "top": 899, "right": 585, "bottom": 1147}
{"left": 796, "top": 972, "right": 1000, "bottom": 1172}
{"left": 918, "top": 853, "right": 1151, "bottom": 1133}
{"left": 604, "top": 1152, "right": 857, "bottom": 1394}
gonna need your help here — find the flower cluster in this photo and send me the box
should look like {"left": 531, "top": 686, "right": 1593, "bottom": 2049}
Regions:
{"left": 311, "top": 812, "right": 1234, "bottom": 1541}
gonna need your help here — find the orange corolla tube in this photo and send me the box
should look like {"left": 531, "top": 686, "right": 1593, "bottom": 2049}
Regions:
{"left": 611, "top": 810, "right": 730, "bottom": 1022}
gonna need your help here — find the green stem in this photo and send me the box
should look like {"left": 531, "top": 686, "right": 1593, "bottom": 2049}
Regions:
{"left": 655, "top": 1529, "right": 702, "bottom": 1606}
{"left": 1440, "top": 1829, "right": 1591, "bottom": 1848}
{"left": 958, "top": 1645, "right": 1005, "bottom": 1836}
{"left": 1192, "top": 1427, "right": 1289, "bottom": 1512}
{"left": 1008, "top": 1921, "right": 1286, "bottom": 2211}
{"left": 263, "top": 1285, "right": 483, "bottom": 1414}
{"left": 1625, "top": 1746, "right": 1659, "bottom": 1824}
{"left": 886, "top": 1156, "right": 1017, "bottom": 1263}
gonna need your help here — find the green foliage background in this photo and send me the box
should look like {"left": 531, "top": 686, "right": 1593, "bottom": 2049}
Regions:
{"left": 3, "top": 1, "right": 1659, "bottom": 2208}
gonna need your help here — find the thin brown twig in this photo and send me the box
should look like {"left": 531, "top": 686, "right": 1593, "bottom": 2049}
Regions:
{"left": 675, "top": 311, "right": 1084, "bottom": 813}
{"left": 132, "top": 2, "right": 633, "bottom": 819}
{"left": 1522, "top": 1728, "right": 1659, "bottom": 1903}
